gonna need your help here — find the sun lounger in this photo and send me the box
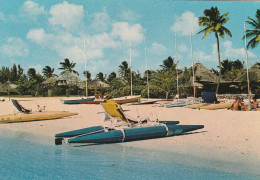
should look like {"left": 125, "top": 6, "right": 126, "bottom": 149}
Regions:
{"left": 11, "top": 99, "right": 31, "bottom": 114}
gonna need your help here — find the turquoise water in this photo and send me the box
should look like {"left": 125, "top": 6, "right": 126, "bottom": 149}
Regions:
{"left": 0, "top": 130, "right": 258, "bottom": 180}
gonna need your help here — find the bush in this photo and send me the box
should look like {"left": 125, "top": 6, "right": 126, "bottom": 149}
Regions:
{"left": 51, "top": 86, "right": 66, "bottom": 96}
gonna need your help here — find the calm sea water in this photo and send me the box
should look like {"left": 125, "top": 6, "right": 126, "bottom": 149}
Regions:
{"left": 0, "top": 129, "right": 258, "bottom": 180}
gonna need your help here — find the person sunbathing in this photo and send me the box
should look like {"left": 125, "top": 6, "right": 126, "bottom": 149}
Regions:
{"left": 228, "top": 97, "right": 241, "bottom": 111}
{"left": 251, "top": 97, "right": 259, "bottom": 110}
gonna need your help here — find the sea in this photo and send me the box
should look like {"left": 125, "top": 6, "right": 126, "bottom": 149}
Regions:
{"left": 0, "top": 129, "right": 259, "bottom": 180}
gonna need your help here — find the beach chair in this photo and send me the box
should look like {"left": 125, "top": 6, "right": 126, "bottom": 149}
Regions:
{"left": 11, "top": 99, "right": 31, "bottom": 114}
{"left": 202, "top": 92, "right": 218, "bottom": 104}
{"left": 101, "top": 101, "right": 145, "bottom": 124}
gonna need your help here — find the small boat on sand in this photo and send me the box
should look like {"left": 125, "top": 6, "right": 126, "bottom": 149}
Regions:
{"left": 106, "top": 96, "right": 141, "bottom": 104}
{"left": 80, "top": 100, "right": 104, "bottom": 104}
{"left": 60, "top": 97, "right": 95, "bottom": 104}
{"left": 0, "top": 111, "right": 78, "bottom": 123}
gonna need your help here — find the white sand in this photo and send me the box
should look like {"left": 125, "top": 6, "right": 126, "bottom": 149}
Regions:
{"left": 0, "top": 97, "right": 259, "bottom": 175}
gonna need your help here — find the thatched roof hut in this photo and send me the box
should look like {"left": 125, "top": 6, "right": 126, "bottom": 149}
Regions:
{"left": 57, "top": 72, "right": 85, "bottom": 89}
{"left": 234, "top": 63, "right": 260, "bottom": 82}
{"left": 87, "top": 79, "right": 110, "bottom": 89}
{"left": 42, "top": 77, "right": 58, "bottom": 86}
{"left": 193, "top": 62, "right": 224, "bottom": 83}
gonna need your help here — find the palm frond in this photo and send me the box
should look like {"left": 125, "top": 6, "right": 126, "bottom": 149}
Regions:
{"left": 222, "top": 26, "right": 232, "bottom": 37}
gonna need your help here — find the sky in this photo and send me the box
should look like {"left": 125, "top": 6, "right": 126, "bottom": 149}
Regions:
{"left": 0, "top": 0, "right": 260, "bottom": 79}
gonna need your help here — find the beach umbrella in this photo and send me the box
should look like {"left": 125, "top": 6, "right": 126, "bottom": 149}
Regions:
{"left": 1, "top": 81, "right": 18, "bottom": 101}
{"left": 87, "top": 79, "right": 110, "bottom": 93}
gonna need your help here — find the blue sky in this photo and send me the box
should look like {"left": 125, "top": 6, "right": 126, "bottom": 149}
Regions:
{"left": 0, "top": 0, "right": 259, "bottom": 78}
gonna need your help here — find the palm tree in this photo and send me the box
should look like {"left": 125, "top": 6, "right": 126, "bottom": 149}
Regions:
{"left": 160, "top": 56, "right": 175, "bottom": 70}
{"left": 118, "top": 61, "right": 130, "bottom": 79}
{"left": 197, "top": 6, "right": 232, "bottom": 94}
{"left": 59, "top": 58, "right": 79, "bottom": 76}
{"left": 27, "top": 68, "right": 37, "bottom": 80}
{"left": 244, "top": 9, "right": 260, "bottom": 49}
{"left": 42, "top": 66, "right": 57, "bottom": 78}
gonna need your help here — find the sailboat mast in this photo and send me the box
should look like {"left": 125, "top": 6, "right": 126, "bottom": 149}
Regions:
{"left": 129, "top": 32, "right": 133, "bottom": 96}
{"left": 84, "top": 36, "right": 88, "bottom": 96}
{"left": 144, "top": 35, "right": 149, "bottom": 99}
{"left": 190, "top": 33, "right": 195, "bottom": 98}
{"left": 244, "top": 22, "right": 251, "bottom": 101}
{"left": 175, "top": 33, "right": 179, "bottom": 100}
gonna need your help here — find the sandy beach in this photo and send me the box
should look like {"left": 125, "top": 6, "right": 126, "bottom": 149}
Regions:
{"left": 0, "top": 97, "right": 259, "bottom": 175}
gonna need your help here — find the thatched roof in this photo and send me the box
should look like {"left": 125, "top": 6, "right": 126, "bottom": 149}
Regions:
{"left": 58, "top": 72, "right": 85, "bottom": 88}
{"left": 235, "top": 63, "right": 260, "bottom": 81}
{"left": 42, "top": 77, "right": 58, "bottom": 85}
{"left": 193, "top": 62, "right": 224, "bottom": 83}
{"left": 87, "top": 79, "right": 110, "bottom": 89}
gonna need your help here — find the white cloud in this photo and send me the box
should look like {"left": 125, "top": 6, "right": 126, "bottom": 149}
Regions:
{"left": 222, "top": 40, "right": 256, "bottom": 60}
{"left": 27, "top": 28, "right": 47, "bottom": 44}
{"left": 20, "top": 1, "right": 45, "bottom": 20}
{"left": 171, "top": 11, "right": 199, "bottom": 36}
{"left": 111, "top": 22, "right": 144, "bottom": 43}
{"left": 49, "top": 1, "right": 84, "bottom": 30}
{"left": 119, "top": 10, "right": 140, "bottom": 22}
{"left": 192, "top": 40, "right": 257, "bottom": 66}
{"left": 148, "top": 42, "right": 167, "bottom": 55}
{"left": 90, "top": 9, "right": 111, "bottom": 32}
{"left": 0, "top": 37, "right": 29, "bottom": 57}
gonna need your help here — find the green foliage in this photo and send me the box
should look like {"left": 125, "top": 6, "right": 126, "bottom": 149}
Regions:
{"left": 107, "top": 72, "right": 117, "bottom": 82}
{"left": 51, "top": 86, "right": 66, "bottom": 96}
{"left": 141, "top": 85, "right": 165, "bottom": 98}
{"left": 244, "top": 9, "right": 260, "bottom": 49}
{"left": 96, "top": 72, "right": 104, "bottom": 81}
{"left": 59, "top": 58, "right": 79, "bottom": 76}
{"left": 151, "top": 69, "right": 177, "bottom": 99}
{"left": 83, "top": 70, "right": 91, "bottom": 80}
{"left": 42, "top": 66, "right": 57, "bottom": 79}
{"left": 67, "top": 85, "right": 79, "bottom": 95}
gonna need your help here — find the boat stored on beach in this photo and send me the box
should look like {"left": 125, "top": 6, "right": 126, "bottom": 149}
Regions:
{"left": 106, "top": 96, "right": 141, "bottom": 104}
{"left": 0, "top": 111, "right": 78, "bottom": 123}
{"left": 60, "top": 97, "right": 95, "bottom": 104}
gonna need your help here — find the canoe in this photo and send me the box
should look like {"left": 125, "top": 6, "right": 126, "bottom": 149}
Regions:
{"left": 106, "top": 96, "right": 141, "bottom": 104}
{"left": 60, "top": 97, "right": 95, "bottom": 104}
{"left": 68, "top": 124, "right": 204, "bottom": 144}
{"left": 80, "top": 100, "right": 104, "bottom": 104}
{"left": 0, "top": 111, "right": 78, "bottom": 123}
{"left": 131, "top": 100, "right": 158, "bottom": 105}
{"left": 184, "top": 104, "right": 207, "bottom": 109}
{"left": 200, "top": 103, "right": 232, "bottom": 110}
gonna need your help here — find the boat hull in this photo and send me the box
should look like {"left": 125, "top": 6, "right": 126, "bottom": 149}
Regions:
{"left": 68, "top": 124, "right": 204, "bottom": 144}
{"left": 60, "top": 98, "right": 95, "bottom": 104}
{"left": 80, "top": 100, "right": 104, "bottom": 104}
{"left": 200, "top": 103, "right": 232, "bottom": 110}
{"left": 0, "top": 111, "right": 78, "bottom": 123}
{"left": 106, "top": 96, "right": 141, "bottom": 104}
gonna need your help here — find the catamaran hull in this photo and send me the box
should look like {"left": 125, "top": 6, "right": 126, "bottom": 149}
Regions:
{"left": 68, "top": 124, "right": 204, "bottom": 144}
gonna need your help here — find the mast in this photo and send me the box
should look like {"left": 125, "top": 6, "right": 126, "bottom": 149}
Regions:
{"left": 84, "top": 36, "right": 88, "bottom": 96}
{"left": 144, "top": 35, "right": 149, "bottom": 99}
{"left": 175, "top": 33, "right": 179, "bottom": 100}
{"left": 129, "top": 32, "right": 133, "bottom": 96}
{"left": 244, "top": 22, "right": 251, "bottom": 102}
{"left": 190, "top": 33, "right": 195, "bottom": 98}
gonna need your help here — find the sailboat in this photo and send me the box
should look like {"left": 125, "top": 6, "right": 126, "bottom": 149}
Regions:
{"left": 108, "top": 31, "right": 141, "bottom": 105}
{"left": 60, "top": 37, "right": 95, "bottom": 104}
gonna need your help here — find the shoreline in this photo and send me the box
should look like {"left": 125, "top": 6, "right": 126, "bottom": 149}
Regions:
{"left": 0, "top": 97, "right": 260, "bottom": 175}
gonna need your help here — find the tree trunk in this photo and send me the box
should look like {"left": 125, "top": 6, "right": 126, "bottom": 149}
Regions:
{"left": 215, "top": 32, "right": 222, "bottom": 94}
{"left": 166, "top": 91, "right": 169, "bottom": 99}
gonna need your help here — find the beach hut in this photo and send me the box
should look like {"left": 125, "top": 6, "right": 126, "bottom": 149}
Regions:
{"left": 87, "top": 79, "right": 110, "bottom": 94}
{"left": 0, "top": 81, "right": 18, "bottom": 101}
